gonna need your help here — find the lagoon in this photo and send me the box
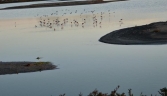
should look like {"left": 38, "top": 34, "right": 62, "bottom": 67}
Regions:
{"left": 0, "top": 0, "right": 167, "bottom": 96}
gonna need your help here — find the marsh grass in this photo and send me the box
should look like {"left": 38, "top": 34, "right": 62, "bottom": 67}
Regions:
{"left": 34, "top": 62, "right": 50, "bottom": 66}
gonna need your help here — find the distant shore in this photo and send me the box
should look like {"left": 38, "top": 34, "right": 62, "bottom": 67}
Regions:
{"left": 0, "top": 0, "right": 43, "bottom": 4}
{"left": 0, "top": 0, "right": 127, "bottom": 10}
{"left": 99, "top": 21, "right": 167, "bottom": 45}
{"left": 0, "top": 61, "right": 57, "bottom": 75}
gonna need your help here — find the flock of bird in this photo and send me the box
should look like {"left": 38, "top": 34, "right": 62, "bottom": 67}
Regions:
{"left": 34, "top": 8, "right": 124, "bottom": 31}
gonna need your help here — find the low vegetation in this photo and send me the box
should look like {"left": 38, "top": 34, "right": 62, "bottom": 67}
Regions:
{"left": 59, "top": 86, "right": 167, "bottom": 96}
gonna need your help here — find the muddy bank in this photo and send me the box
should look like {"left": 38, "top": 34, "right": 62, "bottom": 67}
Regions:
{"left": 99, "top": 21, "right": 167, "bottom": 45}
{"left": 0, "top": 0, "right": 43, "bottom": 4}
{"left": 0, "top": 0, "right": 127, "bottom": 10}
{"left": 0, "top": 61, "right": 57, "bottom": 75}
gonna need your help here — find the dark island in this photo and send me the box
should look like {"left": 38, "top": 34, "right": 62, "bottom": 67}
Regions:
{"left": 0, "top": 61, "right": 57, "bottom": 75}
{"left": 99, "top": 21, "right": 167, "bottom": 45}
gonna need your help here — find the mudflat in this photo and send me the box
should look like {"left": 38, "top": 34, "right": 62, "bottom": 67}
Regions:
{"left": 0, "top": 0, "right": 127, "bottom": 10}
{"left": 0, "top": 62, "right": 57, "bottom": 75}
{"left": 99, "top": 21, "right": 167, "bottom": 45}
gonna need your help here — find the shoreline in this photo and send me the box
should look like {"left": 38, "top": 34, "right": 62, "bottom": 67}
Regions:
{"left": 99, "top": 21, "right": 167, "bottom": 45}
{"left": 0, "top": 0, "right": 128, "bottom": 10}
{"left": 0, "top": 61, "right": 57, "bottom": 75}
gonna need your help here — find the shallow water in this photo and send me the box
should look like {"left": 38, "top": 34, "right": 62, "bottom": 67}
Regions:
{"left": 0, "top": 0, "right": 167, "bottom": 96}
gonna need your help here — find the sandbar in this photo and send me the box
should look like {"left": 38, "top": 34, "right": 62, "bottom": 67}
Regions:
{"left": 99, "top": 21, "right": 167, "bottom": 45}
{"left": 0, "top": 0, "right": 127, "bottom": 10}
{"left": 0, "top": 61, "right": 57, "bottom": 75}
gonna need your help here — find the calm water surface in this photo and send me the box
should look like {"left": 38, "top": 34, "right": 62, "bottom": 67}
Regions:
{"left": 0, "top": 0, "right": 167, "bottom": 96}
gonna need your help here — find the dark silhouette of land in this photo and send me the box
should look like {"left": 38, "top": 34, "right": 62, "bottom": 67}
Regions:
{"left": 99, "top": 21, "right": 167, "bottom": 45}
{"left": 0, "top": 0, "right": 45, "bottom": 4}
{"left": 0, "top": 0, "right": 128, "bottom": 10}
{"left": 0, "top": 61, "right": 57, "bottom": 75}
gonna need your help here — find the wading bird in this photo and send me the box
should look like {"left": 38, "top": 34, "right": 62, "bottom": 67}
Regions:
{"left": 36, "top": 57, "right": 42, "bottom": 61}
